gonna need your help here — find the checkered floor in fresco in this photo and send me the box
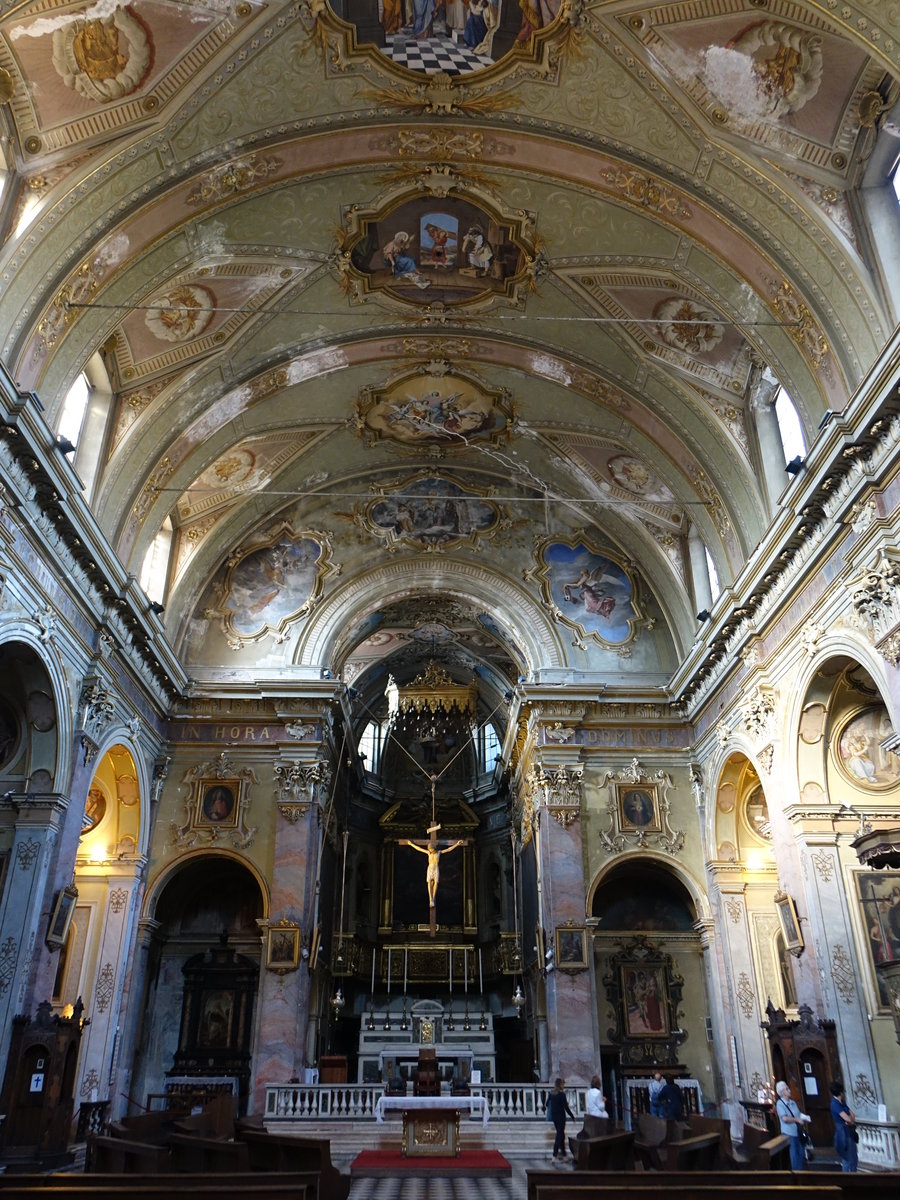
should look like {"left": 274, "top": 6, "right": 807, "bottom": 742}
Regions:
{"left": 385, "top": 33, "right": 493, "bottom": 75}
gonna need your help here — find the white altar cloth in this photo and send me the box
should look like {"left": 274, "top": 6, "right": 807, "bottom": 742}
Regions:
{"left": 374, "top": 1095, "right": 490, "bottom": 1126}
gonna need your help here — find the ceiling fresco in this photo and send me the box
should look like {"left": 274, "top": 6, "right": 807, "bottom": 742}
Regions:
{"left": 0, "top": 0, "right": 898, "bottom": 716}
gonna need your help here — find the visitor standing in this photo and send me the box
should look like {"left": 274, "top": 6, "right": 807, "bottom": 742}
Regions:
{"left": 548, "top": 1078, "right": 576, "bottom": 1162}
{"left": 829, "top": 1080, "right": 858, "bottom": 1172}
{"left": 775, "top": 1080, "right": 811, "bottom": 1171}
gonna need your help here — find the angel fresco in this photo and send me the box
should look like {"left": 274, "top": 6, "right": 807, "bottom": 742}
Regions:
{"left": 536, "top": 539, "right": 641, "bottom": 645}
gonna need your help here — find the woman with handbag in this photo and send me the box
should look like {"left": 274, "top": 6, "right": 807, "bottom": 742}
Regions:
{"left": 829, "top": 1081, "right": 859, "bottom": 1172}
{"left": 775, "top": 1080, "right": 811, "bottom": 1171}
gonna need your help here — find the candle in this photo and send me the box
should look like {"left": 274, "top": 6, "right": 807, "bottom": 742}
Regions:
{"left": 449, "top": 948, "right": 453, "bottom": 993}
{"left": 464, "top": 947, "right": 468, "bottom": 993}
{"left": 478, "top": 948, "right": 483, "bottom": 994}
{"left": 387, "top": 947, "right": 392, "bottom": 995}
{"left": 371, "top": 946, "right": 376, "bottom": 994}
{"left": 404, "top": 948, "right": 408, "bottom": 995}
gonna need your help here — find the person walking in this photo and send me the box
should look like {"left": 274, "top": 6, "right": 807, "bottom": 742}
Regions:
{"left": 775, "top": 1080, "right": 811, "bottom": 1171}
{"left": 829, "top": 1080, "right": 858, "bottom": 1172}
{"left": 649, "top": 1070, "right": 665, "bottom": 1118}
{"left": 547, "top": 1077, "right": 576, "bottom": 1162}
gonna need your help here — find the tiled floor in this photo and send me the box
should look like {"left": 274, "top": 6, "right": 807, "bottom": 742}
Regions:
{"left": 385, "top": 32, "right": 493, "bottom": 75}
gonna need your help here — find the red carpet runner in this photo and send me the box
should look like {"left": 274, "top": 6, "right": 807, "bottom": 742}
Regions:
{"left": 351, "top": 1149, "right": 511, "bottom": 1177}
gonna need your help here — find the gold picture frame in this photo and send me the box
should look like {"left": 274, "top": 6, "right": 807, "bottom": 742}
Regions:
{"left": 617, "top": 783, "right": 661, "bottom": 833}
{"left": 195, "top": 779, "right": 240, "bottom": 829}
{"left": 555, "top": 923, "right": 588, "bottom": 971}
{"left": 775, "top": 892, "right": 804, "bottom": 955}
{"left": 46, "top": 883, "right": 78, "bottom": 950}
{"left": 266, "top": 921, "right": 301, "bottom": 974}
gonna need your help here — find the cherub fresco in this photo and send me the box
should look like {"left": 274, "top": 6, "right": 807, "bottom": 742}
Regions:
{"left": 540, "top": 541, "right": 639, "bottom": 644}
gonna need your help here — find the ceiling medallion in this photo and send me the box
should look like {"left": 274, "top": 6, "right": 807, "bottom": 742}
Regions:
{"left": 526, "top": 531, "right": 649, "bottom": 651}
{"left": 354, "top": 362, "right": 516, "bottom": 449}
{"left": 301, "top": 0, "right": 584, "bottom": 111}
{"left": 337, "top": 180, "right": 541, "bottom": 313}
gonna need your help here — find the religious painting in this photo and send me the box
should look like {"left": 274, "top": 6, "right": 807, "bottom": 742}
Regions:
{"left": 344, "top": 195, "right": 535, "bottom": 310}
{"left": 198, "top": 990, "right": 233, "bottom": 1048}
{"left": 530, "top": 537, "right": 642, "bottom": 647}
{"left": 195, "top": 780, "right": 239, "bottom": 829}
{"left": 266, "top": 922, "right": 301, "bottom": 974}
{"left": 358, "top": 474, "right": 503, "bottom": 553}
{"left": 0, "top": 697, "right": 19, "bottom": 769}
{"left": 835, "top": 706, "right": 900, "bottom": 790}
{"left": 621, "top": 964, "right": 670, "bottom": 1037}
{"left": 204, "top": 525, "right": 335, "bottom": 646}
{"left": 82, "top": 786, "right": 107, "bottom": 833}
{"left": 356, "top": 366, "right": 514, "bottom": 448}
{"left": 617, "top": 784, "right": 661, "bottom": 833}
{"left": 856, "top": 871, "right": 900, "bottom": 1007}
{"left": 555, "top": 924, "right": 587, "bottom": 971}
{"left": 775, "top": 892, "right": 803, "bottom": 955}
{"left": 743, "top": 785, "right": 772, "bottom": 840}
{"left": 46, "top": 884, "right": 78, "bottom": 950}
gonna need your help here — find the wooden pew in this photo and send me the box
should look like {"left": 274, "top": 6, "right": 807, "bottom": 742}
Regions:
{"left": 524, "top": 1173, "right": 844, "bottom": 1200}
{"left": 0, "top": 1176, "right": 317, "bottom": 1200}
{"left": 238, "top": 1128, "right": 350, "bottom": 1200}
{"left": 87, "top": 1136, "right": 170, "bottom": 1174}
{"left": 567, "top": 1130, "right": 636, "bottom": 1171}
{"left": 663, "top": 1131, "right": 720, "bottom": 1171}
{"left": 167, "top": 1132, "right": 250, "bottom": 1173}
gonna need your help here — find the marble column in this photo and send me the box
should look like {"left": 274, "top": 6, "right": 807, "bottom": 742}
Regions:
{"left": 798, "top": 837, "right": 882, "bottom": 1120}
{"left": 73, "top": 867, "right": 144, "bottom": 1108}
{"left": 0, "top": 792, "right": 67, "bottom": 1054}
{"left": 250, "top": 757, "right": 329, "bottom": 1111}
{"left": 711, "top": 879, "right": 771, "bottom": 1095}
{"left": 534, "top": 762, "right": 594, "bottom": 1083}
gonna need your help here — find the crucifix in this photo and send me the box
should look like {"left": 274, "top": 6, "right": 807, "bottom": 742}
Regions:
{"left": 400, "top": 778, "right": 466, "bottom": 936}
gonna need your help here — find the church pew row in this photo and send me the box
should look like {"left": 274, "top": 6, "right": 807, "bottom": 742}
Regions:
{"left": 238, "top": 1129, "right": 350, "bottom": 1200}
{"left": 524, "top": 1172, "right": 900, "bottom": 1200}
{"left": 0, "top": 1177, "right": 317, "bottom": 1200}
{"left": 567, "top": 1130, "right": 636, "bottom": 1171}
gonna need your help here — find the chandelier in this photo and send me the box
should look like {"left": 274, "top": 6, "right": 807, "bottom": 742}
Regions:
{"left": 386, "top": 661, "right": 478, "bottom": 736}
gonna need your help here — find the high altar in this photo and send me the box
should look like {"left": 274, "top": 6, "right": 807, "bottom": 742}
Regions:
{"left": 357, "top": 998, "right": 496, "bottom": 1085}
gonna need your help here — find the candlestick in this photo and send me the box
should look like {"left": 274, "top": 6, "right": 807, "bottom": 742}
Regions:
{"left": 464, "top": 947, "right": 468, "bottom": 993}
{"left": 478, "top": 947, "right": 483, "bottom": 994}
{"left": 449, "top": 947, "right": 453, "bottom": 993}
{"left": 387, "top": 946, "right": 392, "bottom": 994}
{"left": 404, "top": 948, "right": 408, "bottom": 995}
{"left": 371, "top": 946, "right": 376, "bottom": 994}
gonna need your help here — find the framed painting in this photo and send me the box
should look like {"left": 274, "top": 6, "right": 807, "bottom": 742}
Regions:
{"left": 617, "top": 783, "right": 661, "bottom": 833}
{"left": 266, "top": 921, "right": 301, "bottom": 973}
{"left": 46, "top": 883, "right": 78, "bottom": 950}
{"left": 835, "top": 706, "right": 900, "bottom": 790}
{"left": 195, "top": 780, "right": 240, "bottom": 829}
{"left": 621, "top": 963, "right": 670, "bottom": 1037}
{"left": 555, "top": 924, "right": 588, "bottom": 971}
{"left": 855, "top": 870, "right": 900, "bottom": 1007}
{"left": 775, "top": 892, "right": 803, "bottom": 954}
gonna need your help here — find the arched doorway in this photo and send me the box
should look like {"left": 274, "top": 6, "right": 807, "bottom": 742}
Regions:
{"left": 131, "top": 856, "right": 265, "bottom": 1115}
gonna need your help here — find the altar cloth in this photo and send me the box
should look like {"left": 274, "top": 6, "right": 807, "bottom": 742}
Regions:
{"left": 374, "top": 1095, "right": 490, "bottom": 1126}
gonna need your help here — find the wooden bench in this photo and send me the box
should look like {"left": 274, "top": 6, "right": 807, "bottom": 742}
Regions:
{"left": 86, "top": 1135, "right": 170, "bottom": 1174}
{"left": 0, "top": 1176, "right": 318, "bottom": 1200}
{"left": 664, "top": 1131, "right": 720, "bottom": 1171}
{"left": 567, "top": 1130, "right": 635, "bottom": 1171}
{"left": 239, "top": 1128, "right": 350, "bottom": 1200}
{"left": 523, "top": 1171, "right": 900, "bottom": 1200}
{"left": 526, "top": 1182, "right": 838, "bottom": 1200}
{"left": 167, "top": 1132, "right": 250, "bottom": 1173}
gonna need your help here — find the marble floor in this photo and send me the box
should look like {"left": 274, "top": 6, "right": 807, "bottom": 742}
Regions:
{"left": 344, "top": 1150, "right": 566, "bottom": 1197}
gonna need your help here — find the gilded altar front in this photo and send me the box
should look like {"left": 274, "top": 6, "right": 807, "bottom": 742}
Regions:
{"left": 402, "top": 1108, "right": 460, "bottom": 1156}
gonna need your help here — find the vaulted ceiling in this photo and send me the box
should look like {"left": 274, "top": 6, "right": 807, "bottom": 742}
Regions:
{"left": 0, "top": 1, "right": 897, "bottom": 719}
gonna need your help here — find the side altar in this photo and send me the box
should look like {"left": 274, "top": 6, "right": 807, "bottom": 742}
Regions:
{"left": 357, "top": 999, "right": 497, "bottom": 1085}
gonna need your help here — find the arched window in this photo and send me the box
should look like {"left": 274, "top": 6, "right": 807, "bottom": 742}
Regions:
{"left": 475, "top": 722, "right": 501, "bottom": 774}
{"left": 358, "top": 720, "right": 385, "bottom": 774}
{"left": 57, "top": 372, "right": 91, "bottom": 448}
{"left": 773, "top": 387, "right": 806, "bottom": 463}
{"left": 705, "top": 547, "right": 721, "bottom": 603}
{"left": 139, "top": 516, "right": 173, "bottom": 605}
{"left": 55, "top": 353, "right": 114, "bottom": 498}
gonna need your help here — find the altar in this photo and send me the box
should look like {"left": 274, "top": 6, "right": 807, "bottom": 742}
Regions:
{"left": 374, "top": 1095, "right": 490, "bottom": 1157}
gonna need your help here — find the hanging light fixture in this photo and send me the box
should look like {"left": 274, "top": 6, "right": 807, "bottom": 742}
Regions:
{"left": 387, "top": 661, "right": 478, "bottom": 743}
{"left": 513, "top": 983, "right": 525, "bottom": 1014}
{"left": 330, "top": 988, "right": 345, "bottom": 1016}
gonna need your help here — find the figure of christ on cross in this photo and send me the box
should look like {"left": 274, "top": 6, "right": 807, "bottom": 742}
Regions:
{"left": 400, "top": 824, "right": 465, "bottom": 936}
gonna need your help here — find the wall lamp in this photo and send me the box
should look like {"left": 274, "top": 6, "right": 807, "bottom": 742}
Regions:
{"left": 696, "top": 609, "right": 711, "bottom": 622}
{"left": 55, "top": 436, "right": 76, "bottom": 455}
{"left": 785, "top": 455, "right": 805, "bottom": 475}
